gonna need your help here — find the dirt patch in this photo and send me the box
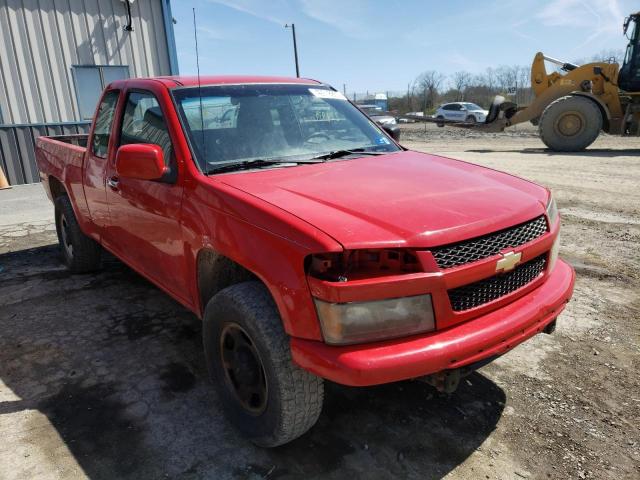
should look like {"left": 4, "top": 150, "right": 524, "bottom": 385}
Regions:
{"left": 1, "top": 129, "right": 639, "bottom": 479}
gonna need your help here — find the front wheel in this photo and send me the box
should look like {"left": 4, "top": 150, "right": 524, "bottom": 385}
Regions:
{"left": 465, "top": 115, "right": 477, "bottom": 124}
{"left": 54, "top": 195, "right": 101, "bottom": 273}
{"left": 539, "top": 95, "right": 602, "bottom": 151}
{"left": 203, "top": 282, "right": 324, "bottom": 447}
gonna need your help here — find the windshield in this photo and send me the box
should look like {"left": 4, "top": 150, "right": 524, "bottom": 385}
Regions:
{"left": 172, "top": 84, "right": 399, "bottom": 172}
{"left": 463, "top": 103, "right": 483, "bottom": 110}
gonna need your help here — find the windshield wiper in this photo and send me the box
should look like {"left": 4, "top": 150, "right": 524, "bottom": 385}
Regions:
{"left": 206, "top": 158, "right": 324, "bottom": 174}
{"left": 311, "top": 148, "right": 389, "bottom": 161}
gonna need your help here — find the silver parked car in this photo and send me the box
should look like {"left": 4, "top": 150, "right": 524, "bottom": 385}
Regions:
{"left": 435, "top": 102, "right": 488, "bottom": 126}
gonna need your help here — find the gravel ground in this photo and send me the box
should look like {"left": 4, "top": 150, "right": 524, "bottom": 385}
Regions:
{"left": 0, "top": 125, "right": 639, "bottom": 480}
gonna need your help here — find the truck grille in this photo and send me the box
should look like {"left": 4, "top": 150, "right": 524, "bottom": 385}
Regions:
{"left": 431, "top": 216, "right": 548, "bottom": 269}
{"left": 448, "top": 254, "right": 547, "bottom": 311}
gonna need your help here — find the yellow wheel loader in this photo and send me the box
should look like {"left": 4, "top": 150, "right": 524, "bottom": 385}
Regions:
{"left": 480, "top": 11, "right": 640, "bottom": 151}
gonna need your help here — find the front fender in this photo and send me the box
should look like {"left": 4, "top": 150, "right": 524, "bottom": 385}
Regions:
{"left": 182, "top": 180, "right": 343, "bottom": 341}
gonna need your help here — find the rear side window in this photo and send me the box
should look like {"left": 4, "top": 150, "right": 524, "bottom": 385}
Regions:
{"left": 91, "top": 90, "right": 119, "bottom": 158}
{"left": 120, "top": 91, "right": 173, "bottom": 164}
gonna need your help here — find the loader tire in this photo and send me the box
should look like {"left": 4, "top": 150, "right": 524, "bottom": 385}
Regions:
{"left": 203, "top": 281, "right": 324, "bottom": 447}
{"left": 54, "top": 195, "right": 102, "bottom": 273}
{"left": 539, "top": 95, "right": 602, "bottom": 151}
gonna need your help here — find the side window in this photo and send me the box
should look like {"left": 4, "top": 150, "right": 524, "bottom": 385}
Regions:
{"left": 120, "top": 91, "right": 173, "bottom": 165}
{"left": 91, "top": 90, "right": 119, "bottom": 158}
{"left": 442, "top": 104, "right": 455, "bottom": 111}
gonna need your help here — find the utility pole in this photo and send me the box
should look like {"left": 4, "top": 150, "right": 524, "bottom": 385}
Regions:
{"left": 284, "top": 24, "right": 300, "bottom": 77}
{"left": 343, "top": 83, "right": 346, "bottom": 96}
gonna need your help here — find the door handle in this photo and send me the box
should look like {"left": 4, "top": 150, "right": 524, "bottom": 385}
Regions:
{"left": 107, "top": 176, "right": 119, "bottom": 190}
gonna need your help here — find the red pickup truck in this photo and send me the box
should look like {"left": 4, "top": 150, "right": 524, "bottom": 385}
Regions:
{"left": 36, "top": 76, "right": 574, "bottom": 446}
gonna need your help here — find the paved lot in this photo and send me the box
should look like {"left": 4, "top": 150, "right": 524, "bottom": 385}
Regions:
{"left": 1, "top": 129, "right": 639, "bottom": 479}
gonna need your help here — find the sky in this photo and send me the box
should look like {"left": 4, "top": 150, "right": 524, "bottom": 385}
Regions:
{"left": 171, "top": 0, "right": 636, "bottom": 94}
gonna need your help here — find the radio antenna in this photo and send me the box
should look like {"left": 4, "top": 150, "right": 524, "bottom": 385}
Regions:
{"left": 193, "top": 8, "right": 206, "bottom": 164}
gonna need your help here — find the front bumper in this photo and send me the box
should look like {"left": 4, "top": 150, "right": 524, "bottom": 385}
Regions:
{"left": 291, "top": 258, "right": 574, "bottom": 386}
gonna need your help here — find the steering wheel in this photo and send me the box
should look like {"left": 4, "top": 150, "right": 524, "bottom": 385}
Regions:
{"left": 305, "top": 132, "right": 331, "bottom": 143}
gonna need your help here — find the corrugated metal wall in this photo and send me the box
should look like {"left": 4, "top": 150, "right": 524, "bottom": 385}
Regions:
{"left": 0, "top": 122, "right": 90, "bottom": 185}
{"left": 0, "top": 0, "right": 172, "bottom": 125}
{"left": 0, "top": 0, "right": 175, "bottom": 185}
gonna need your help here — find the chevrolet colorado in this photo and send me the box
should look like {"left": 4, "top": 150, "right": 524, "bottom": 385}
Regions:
{"left": 35, "top": 76, "right": 574, "bottom": 447}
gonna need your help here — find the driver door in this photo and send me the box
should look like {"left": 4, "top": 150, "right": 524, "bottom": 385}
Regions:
{"left": 104, "top": 89, "right": 188, "bottom": 302}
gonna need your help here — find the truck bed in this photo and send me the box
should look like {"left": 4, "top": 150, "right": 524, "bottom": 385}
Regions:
{"left": 35, "top": 135, "right": 88, "bottom": 173}
{"left": 35, "top": 134, "right": 89, "bottom": 195}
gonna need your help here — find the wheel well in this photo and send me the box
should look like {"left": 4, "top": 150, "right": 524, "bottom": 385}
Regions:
{"left": 197, "top": 249, "right": 258, "bottom": 311}
{"left": 48, "top": 176, "right": 66, "bottom": 199}
{"left": 569, "top": 93, "right": 609, "bottom": 131}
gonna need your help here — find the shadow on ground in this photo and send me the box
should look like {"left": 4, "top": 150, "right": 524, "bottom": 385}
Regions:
{"left": 465, "top": 148, "right": 640, "bottom": 157}
{"left": 0, "top": 245, "right": 505, "bottom": 480}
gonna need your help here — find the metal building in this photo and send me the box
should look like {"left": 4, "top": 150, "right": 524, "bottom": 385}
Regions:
{"left": 0, "top": 0, "right": 178, "bottom": 186}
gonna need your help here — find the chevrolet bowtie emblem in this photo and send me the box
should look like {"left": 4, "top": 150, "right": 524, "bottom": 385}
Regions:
{"left": 496, "top": 251, "right": 522, "bottom": 272}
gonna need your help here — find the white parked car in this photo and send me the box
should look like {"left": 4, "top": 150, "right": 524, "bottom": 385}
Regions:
{"left": 435, "top": 102, "right": 488, "bottom": 126}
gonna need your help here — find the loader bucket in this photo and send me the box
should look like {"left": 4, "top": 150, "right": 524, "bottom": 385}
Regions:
{"left": 464, "top": 95, "right": 518, "bottom": 133}
{"left": 485, "top": 95, "right": 517, "bottom": 124}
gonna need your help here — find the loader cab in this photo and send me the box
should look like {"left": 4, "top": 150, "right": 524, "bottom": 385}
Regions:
{"left": 619, "top": 12, "right": 640, "bottom": 92}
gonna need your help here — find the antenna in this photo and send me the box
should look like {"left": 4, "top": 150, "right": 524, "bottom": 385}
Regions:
{"left": 193, "top": 8, "right": 206, "bottom": 163}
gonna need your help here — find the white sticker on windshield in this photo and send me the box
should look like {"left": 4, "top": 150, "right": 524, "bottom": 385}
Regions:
{"left": 309, "top": 88, "right": 347, "bottom": 100}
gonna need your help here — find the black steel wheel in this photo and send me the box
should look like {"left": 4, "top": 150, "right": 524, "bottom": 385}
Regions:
{"left": 219, "top": 323, "right": 268, "bottom": 415}
{"left": 54, "top": 195, "right": 101, "bottom": 273}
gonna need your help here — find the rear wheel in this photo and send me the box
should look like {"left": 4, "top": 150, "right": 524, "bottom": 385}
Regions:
{"left": 54, "top": 195, "right": 101, "bottom": 273}
{"left": 203, "top": 281, "right": 324, "bottom": 447}
{"left": 436, "top": 115, "right": 445, "bottom": 127}
{"left": 539, "top": 95, "right": 602, "bottom": 151}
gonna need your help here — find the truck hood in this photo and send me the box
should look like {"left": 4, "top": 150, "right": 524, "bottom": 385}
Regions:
{"left": 220, "top": 151, "right": 548, "bottom": 250}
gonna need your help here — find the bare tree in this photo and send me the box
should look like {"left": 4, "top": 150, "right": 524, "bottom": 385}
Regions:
{"left": 451, "top": 71, "right": 472, "bottom": 101}
{"left": 416, "top": 70, "right": 445, "bottom": 111}
{"left": 406, "top": 79, "right": 419, "bottom": 111}
{"left": 483, "top": 67, "right": 497, "bottom": 90}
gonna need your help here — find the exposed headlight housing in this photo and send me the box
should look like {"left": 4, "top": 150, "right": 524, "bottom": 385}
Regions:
{"left": 314, "top": 294, "right": 435, "bottom": 345}
{"left": 309, "top": 249, "right": 420, "bottom": 282}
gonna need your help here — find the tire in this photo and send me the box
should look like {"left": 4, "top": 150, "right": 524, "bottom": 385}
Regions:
{"left": 436, "top": 115, "right": 445, "bottom": 127}
{"left": 203, "top": 281, "right": 324, "bottom": 447}
{"left": 54, "top": 195, "right": 101, "bottom": 273}
{"left": 539, "top": 95, "right": 602, "bottom": 151}
{"left": 465, "top": 115, "right": 476, "bottom": 124}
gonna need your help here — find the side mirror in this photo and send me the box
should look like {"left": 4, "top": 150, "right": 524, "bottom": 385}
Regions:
{"left": 116, "top": 144, "right": 167, "bottom": 181}
{"left": 382, "top": 125, "right": 401, "bottom": 142}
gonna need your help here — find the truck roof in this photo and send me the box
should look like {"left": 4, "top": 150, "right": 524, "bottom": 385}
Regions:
{"left": 108, "top": 75, "right": 323, "bottom": 89}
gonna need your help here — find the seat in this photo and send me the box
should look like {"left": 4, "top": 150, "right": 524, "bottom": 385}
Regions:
{"left": 235, "top": 98, "right": 288, "bottom": 158}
